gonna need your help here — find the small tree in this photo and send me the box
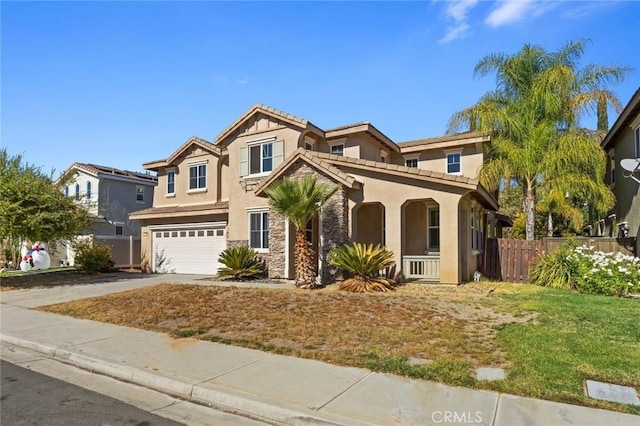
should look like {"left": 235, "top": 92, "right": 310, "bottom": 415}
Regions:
{"left": 265, "top": 176, "right": 338, "bottom": 288}
{"left": 0, "top": 149, "right": 90, "bottom": 265}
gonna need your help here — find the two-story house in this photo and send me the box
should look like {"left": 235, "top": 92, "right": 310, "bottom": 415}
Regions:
{"left": 131, "top": 104, "right": 501, "bottom": 283}
{"left": 600, "top": 87, "right": 640, "bottom": 253}
{"left": 56, "top": 162, "right": 157, "bottom": 266}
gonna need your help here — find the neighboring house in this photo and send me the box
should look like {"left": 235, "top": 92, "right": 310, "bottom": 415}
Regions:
{"left": 54, "top": 163, "right": 157, "bottom": 266}
{"left": 131, "top": 104, "right": 502, "bottom": 284}
{"left": 599, "top": 88, "right": 640, "bottom": 251}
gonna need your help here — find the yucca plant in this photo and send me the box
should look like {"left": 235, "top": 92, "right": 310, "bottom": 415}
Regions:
{"left": 217, "top": 245, "right": 264, "bottom": 280}
{"left": 328, "top": 242, "right": 396, "bottom": 293}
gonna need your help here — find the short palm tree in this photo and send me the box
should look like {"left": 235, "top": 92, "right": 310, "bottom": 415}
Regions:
{"left": 217, "top": 245, "right": 264, "bottom": 280}
{"left": 265, "top": 176, "right": 338, "bottom": 288}
{"left": 328, "top": 242, "right": 396, "bottom": 293}
{"left": 449, "top": 40, "right": 626, "bottom": 240}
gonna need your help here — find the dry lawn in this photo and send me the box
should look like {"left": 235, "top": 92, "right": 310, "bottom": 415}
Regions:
{"left": 39, "top": 283, "right": 531, "bottom": 372}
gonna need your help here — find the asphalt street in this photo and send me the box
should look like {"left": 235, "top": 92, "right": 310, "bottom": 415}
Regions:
{"left": 1, "top": 360, "right": 184, "bottom": 426}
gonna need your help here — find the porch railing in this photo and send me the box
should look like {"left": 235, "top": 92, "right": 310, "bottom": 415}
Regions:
{"left": 402, "top": 255, "right": 440, "bottom": 281}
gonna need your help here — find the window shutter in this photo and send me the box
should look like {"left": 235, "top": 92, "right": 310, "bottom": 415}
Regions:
{"left": 273, "top": 140, "right": 284, "bottom": 169}
{"left": 239, "top": 147, "right": 248, "bottom": 177}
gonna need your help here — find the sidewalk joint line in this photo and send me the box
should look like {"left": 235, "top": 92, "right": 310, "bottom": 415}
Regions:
{"left": 198, "top": 357, "right": 264, "bottom": 384}
{"left": 492, "top": 394, "right": 501, "bottom": 426}
{"left": 316, "top": 371, "right": 373, "bottom": 411}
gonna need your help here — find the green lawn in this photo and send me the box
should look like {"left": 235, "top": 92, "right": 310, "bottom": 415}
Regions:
{"left": 483, "top": 283, "right": 640, "bottom": 413}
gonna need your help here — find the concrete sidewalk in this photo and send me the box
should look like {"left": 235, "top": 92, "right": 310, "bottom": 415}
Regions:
{"left": 1, "top": 276, "right": 638, "bottom": 426}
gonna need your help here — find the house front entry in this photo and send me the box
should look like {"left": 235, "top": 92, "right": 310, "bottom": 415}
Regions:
{"left": 402, "top": 200, "right": 440, "bottom": 281}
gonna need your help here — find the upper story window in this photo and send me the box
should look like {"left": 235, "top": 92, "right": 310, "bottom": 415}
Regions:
{"left": 189, "top": 164, "right": 207, "bottom": 190}
{"left": 86, "top": 181, "right": 92, "bottom": 199}
{"left": 330, "top": 144, "right": 345, "bottom": 156}
{"left": 65, "top": 186, "right": 69, "bottom": 197}
{"left": 380, "top": 150, "right": 388, "bottom": 163}
{"left": 635, "top": 126, "right": 639, "bottom": 158}
{"left": 75, "top": 184, "right": 80, "bottom": 200}
{"left": 167, "top": 171, "right": 175, "bottom": 195}
{"left": 240, "top": 138, "right": 283, "bottom": 178}
{"left": 446, "top": 152, "right": 462, "bottom": 175}
{"left": 406, "top": 158, "right": 418, "bottom": 168}
{"left": 249, "top": 210, "right": 269, "bottom": 251}
{"left": 250, "top": 141, "right": 273, "bottom": 175}
{"left": 136, "top": 186, "right": 144, "bottom": 202}
{"left": 115, "top": 224, "right": 124, "bottom": 236}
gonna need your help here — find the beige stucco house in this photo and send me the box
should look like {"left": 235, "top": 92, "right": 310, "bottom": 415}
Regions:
{"left": 131, "top": 104, "right": 502, "bottom": 283}
{"left": 599, "top": 88, "right": 640, "bottom": 253}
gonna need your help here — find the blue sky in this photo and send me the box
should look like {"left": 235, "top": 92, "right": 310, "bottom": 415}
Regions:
{"left": 2, "top": 1, "right": 639, "bottom": 177}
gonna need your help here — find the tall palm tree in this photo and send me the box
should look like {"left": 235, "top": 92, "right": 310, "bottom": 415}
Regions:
{"left": 449, "top": 40, "right": 626, "bottom": 240}
{"left": 265, "top": 176, "right": 338, "bottom": 288}
{"left": 536, "top": 188, "right": 585, "bottom": 237}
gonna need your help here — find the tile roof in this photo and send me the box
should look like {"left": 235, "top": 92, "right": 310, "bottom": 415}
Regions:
{"left": 129, "top": 201, "right": 229, "bottom": 219}
{"left": 397, "top": 131, "right": 488, "bottom": 149}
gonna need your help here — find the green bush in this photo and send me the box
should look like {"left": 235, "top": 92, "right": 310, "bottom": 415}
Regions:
{"left": 328, "top": 242, "right": 396, "bottom": 292}
{"left": 72, "top": 238, "right": 114, "bottom": 273}
{"left": 217, "top": 245, "right": 264, "bottom": 280}
{"left": 530, "top": 239, "right": 577, "bottom": 289}
{"left": 532, "top": 240, "right": 640, "bottom": 296}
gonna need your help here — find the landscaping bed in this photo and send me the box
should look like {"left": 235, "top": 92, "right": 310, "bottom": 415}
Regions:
{"left": 38, "top": 282, "right": 640, "bottom": 414}
{"left": 0, "top": 268, "right": 139, "bottom": 291}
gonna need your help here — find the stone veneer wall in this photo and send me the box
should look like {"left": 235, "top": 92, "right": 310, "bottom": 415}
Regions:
{"left": 265, "top": 160, "right": 349, "bottom": 283}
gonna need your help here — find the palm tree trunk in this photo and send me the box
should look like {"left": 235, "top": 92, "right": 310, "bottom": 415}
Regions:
{"left": 294, "top": 228, "right": 316, "bottom": 288}
{"left": 524, "top": 185, "right": 536, "bottom": 241}
{"left": 547, "top": 212, "right": 554, "bottom": 237}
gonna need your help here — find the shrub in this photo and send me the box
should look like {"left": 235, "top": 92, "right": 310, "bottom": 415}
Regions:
{"left": 530, "top": 239, "right": 577, "bottom": 289}
{"left": 569, "top": 246, "right": 640, "bottom": 296}
{"left": 217, "top": 245, "right": 264, "bottom": 280}
{"left": 72, "top": 238, "right": 114, "bottom": 273}
{"left": 532, "top": 240, "right": 640, "bottom": 296}
{"left": 328, "top": 242, "right": 396, "bottom": 292}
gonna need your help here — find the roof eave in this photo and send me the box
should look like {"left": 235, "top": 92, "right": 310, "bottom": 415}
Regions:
{"left": 601, "top": 87, "right": 640, "bottom": 150}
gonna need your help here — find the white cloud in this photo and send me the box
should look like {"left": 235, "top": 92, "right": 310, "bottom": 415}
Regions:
{"left": 438, "top": 0, "right": 478, "bottom": 43}
{"left": 485, "top": 0, "right": 536, "bottom": 27}
{"left": 563, "top": 1, "right": 620, "bottom": 19}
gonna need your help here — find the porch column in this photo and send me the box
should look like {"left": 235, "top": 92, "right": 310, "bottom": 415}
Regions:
{"left": 385, "top": 203, "right": 402, "bottom": 277}
{"left": 439, "top": 197, "right": 460, "bottom": 284}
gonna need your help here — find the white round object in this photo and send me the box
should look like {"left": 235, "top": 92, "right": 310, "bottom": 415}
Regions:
{"left": 20, "top": 259, "right": 31, "bottom": 271}
{"left": 31, "top": 250, "right": 51, "bottom": 270}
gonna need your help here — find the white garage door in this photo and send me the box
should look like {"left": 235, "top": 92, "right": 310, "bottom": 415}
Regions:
{"left": 151, "top": 225, "right": 226, "bottom": 275}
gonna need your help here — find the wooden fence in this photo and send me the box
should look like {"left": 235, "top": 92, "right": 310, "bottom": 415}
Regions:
{"left": 482, "top": 236, "right": 637, "bottom": 284}
{"left": 543, "top": 237, "right": 637, "bottom": 257}
{"left": 482, "top": 238, "right": 544, "bottom": 283}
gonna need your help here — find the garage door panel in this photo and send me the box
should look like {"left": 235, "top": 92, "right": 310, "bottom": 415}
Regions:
{"left": 152, "top": 226, "right": 226, "bottom": 275}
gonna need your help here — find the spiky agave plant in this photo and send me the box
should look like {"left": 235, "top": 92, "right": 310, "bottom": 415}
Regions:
{"left": 217, "top": 245, "right": 264, "bottom": 280}
{"left": 328, "top": 242, "right": 396, "bottom": 293}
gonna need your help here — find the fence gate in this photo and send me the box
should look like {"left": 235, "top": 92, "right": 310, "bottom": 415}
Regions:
{"left": 482, "top": 238, "right": 543, "bottom": 283}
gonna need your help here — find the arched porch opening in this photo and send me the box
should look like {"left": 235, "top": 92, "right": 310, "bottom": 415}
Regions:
{"left": 402, "top": 199, "right": 440, "bottom": 281}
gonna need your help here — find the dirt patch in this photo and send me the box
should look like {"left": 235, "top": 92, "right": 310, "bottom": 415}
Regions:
{"left": 39, "top": 282, "right": 531, "bottom": 369}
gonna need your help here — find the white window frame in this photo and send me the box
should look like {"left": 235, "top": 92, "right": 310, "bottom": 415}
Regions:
{"left": 75, "top": 183, "right": 80, "bottom": 200}
{"left": 427, "top": 207, "right": 440, "bottom": 252}
{"left": 248, "top": 208, "right": 269, "bottom": 252}
{"left": 304, "top": 136, "right": 316, "bottom": 151}
{"left": 471, "top": 207, "right": 484, "bottom": 253}
{"left": 136, "top": 186, "right": 145, "bottom": 203}
{"left": 65, "top": 186, "right": 69, "bottom": 197}
{"left": 86, "top": 181, "right": 92, "bottom": 200}
{"left": 114, "top": 222, "right": 124, "bottom": 236}
{"left": 328, "top": 139, "right": 346, "bottom": 157}
{"left": 248, "top": 139, "right": 275, "bottom": 177}
{"left": 166, "top": 170, "right": 175, "bottom": 197}
{"left": 188, "top": 161, "right": 207, "bottom": 193}
{"left": 445, "top": 149, "right": 462, "bottom": 175}
{"left": 403, "top": 154, "right": 420, "bottom": 168}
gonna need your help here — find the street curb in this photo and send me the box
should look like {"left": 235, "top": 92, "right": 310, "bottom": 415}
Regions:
{"left": 0, "top": 333, "right": 371, "bottom": 426}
